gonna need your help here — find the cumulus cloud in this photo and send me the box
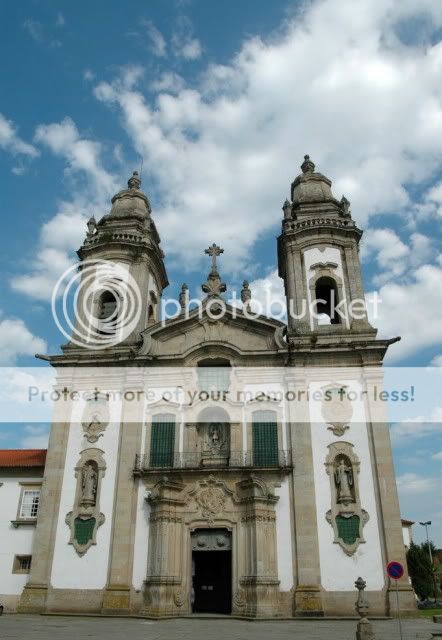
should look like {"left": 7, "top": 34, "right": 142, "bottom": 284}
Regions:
{"left": 0, "top": 317, "right": 46, "bottom": 364}
{"left": 11, "top": 118, "right": 118, "bottom": 300}
{"left": 94, "top": 0, "right": 442, "bottom": 274}
{"left": 0, "top": 113, "right": 39, "bottom": 158}
{"left": 367, "top": 263, "right": 442, "bottom": 361}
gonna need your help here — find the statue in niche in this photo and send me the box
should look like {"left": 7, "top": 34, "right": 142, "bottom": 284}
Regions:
{"left": 206, "top": 422, "right": 229, "bottom": 457}
{"left": 335, "top": 457, "right": 354, "bottom": 504}
{"left": 81, "top": 463, "right": 98, "bottom": 505}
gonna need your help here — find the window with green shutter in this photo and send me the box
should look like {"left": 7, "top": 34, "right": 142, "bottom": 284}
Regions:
{"left": 252, "top": 410, "right": 279, "bottom": 467}
{"left": 150, "top": 413, "right": 176, "bottom": 468}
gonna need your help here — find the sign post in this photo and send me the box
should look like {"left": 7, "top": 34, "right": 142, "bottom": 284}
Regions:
{"left": 386, "top": 561, "right": 404, "bottom": 640}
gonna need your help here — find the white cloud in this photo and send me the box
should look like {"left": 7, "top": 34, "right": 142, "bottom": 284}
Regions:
{"left": 367, "top": 263, "right": 442, "bottom": 361}
{"left": 83, "top": 69, "right": 95, "bottom": 82}
{"left": 0, "top": 113, "right": 39, "bottom": 158}
{"left": 171, "top": 15, "right": 202, "bottom": 60}
{"left": 432, "top": 451, "right": 442, "bottom": 460}
{"left": 431, "top": 354, "right": 442, "bottom": 366}
{"left": 93, "top": 0, "right": 442, "bottom": 275}
{"left": 34, "top": 117, "right": 115, "bottom": 194}
{"left": 143, "top": 20, "right": 167, "bottom": 57}
{"left": 150, "top": 72, "right": 186, "bottom": 94}
{"left": 11, "top": 118, "right": 118, "bottom": 301}
{"left": 22, "top": 18, "right": 44, "bottom": 44}
{"left": 20, "top": 425, "right": 50, "bottom": 449}
{"left": 0, "top": 317, "right": 46, "bottom": 364}
{"left": 396, "top": 472, "right": 435, "bottom": 494}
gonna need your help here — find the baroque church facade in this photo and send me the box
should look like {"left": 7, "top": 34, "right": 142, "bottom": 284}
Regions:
{"left": 3, "top": 156, "right": 416, "bottom": 617}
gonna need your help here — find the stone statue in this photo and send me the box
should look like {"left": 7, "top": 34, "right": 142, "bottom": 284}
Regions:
{"left": 82, "top": 463, "right": 98, "bottom": 505}
{"left": 335, "top": 458, "right": 354, "bottom": 503}
{"left": 179, "top": 283, "right": 188, "bottom": 312}
{"left": 241, "top": 280, "right": 252, "bottom": 311}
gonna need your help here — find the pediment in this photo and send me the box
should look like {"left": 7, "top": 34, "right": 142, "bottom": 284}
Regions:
{"left": 138, "top": 305, "right": 286, "bottom": 360}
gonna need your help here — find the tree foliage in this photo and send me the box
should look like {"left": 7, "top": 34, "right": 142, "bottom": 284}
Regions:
{"left": 406, "top": 541, "right": 436, "bottom": 600}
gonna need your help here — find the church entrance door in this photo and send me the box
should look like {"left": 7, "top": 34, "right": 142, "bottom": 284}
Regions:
{"left": 191, "top": 529, "right": 232, "bottom": 614}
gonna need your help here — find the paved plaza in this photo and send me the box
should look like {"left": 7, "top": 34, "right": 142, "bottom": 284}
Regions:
{"left": 0, "top": 615, "right": 438, "bottom": 640}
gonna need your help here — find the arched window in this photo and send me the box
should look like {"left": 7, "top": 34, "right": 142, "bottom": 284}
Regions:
{"left": 97, "top": 290, "right": 119, "bottom": 334}
{"left": 150, "top": 413, "right": 175, "bottom": 468}
{"left": 315, "top": 276, "right": 340, "bottom": 325}
{"left": 252, "top": 410, "right": 279, "bottom": 467}
{"left": 147, "top": 291, "right": 158, "bottom": 326}
{"left": 197, "top": 358, "right": 231, "bottom": 393}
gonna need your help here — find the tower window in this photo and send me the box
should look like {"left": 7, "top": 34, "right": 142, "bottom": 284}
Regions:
{"left": 315, "top": 277, "right": 340, "bottom": 325}
{"left": 98, "top": 290, "right": 119, "bottom": 334}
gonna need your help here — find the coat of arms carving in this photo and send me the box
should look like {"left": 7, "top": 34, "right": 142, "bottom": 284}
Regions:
{"left": 81, "top": 396, "right": 109, "bottom": 443}
{"left": 321, "top": 384, "right": 353, "bottom": 436}
{"left": 196, "top": 486, "right": 226, "bottom": 524}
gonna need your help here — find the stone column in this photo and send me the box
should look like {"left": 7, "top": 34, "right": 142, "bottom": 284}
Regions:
{"left": 363, "top": 368, "right": 416, "bottom": 616}
{"left": 238, "top": 477, "right": 280, "bottom": 617}
{"left": 143, "top": 478, "right": 186, "bottom": 616}
{"left": 19, "top": 383, "right": 73, "bottom": 613}
{"left": 101, "top": 372, "right": 144, "bottom": 614}
{"left": 286, "top": 245, "right": 309, "bottom": 333}
{"left": 286, "top": 370, "right": 324, "bottom": 616}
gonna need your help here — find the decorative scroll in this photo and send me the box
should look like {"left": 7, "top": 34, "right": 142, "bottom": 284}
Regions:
{"left": 81, "top": 394, "right": 109, "bottom": 444}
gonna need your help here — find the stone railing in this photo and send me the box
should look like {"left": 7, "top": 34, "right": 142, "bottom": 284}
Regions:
{"left": 134, "top": 449, "right": 292, "bottom": 473}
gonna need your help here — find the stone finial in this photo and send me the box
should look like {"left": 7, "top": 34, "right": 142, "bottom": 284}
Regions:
{"left": 355, "top": 577, "right": 375, "bottom": 640}
{"left": 128, "top": 170, "right": 141, "bottom": 190}
{"left": 282, "top": 199, "right": 292, "bottom": 219}
{"left": 179, "top": 283, "right": 189, "bottom": 312}
{"left": 301, "top": 154, "right": 315, "bottom": 174}
{"left": 241, "top": 280, "right": 252, "bottom": 310}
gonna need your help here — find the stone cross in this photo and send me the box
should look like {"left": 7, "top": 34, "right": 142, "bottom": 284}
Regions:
{"left": 205, "top": 243, "right": 224, "bottom": 273}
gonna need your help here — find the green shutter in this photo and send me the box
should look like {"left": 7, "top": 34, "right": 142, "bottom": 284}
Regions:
{"left": 150, "top": 414, "right": 175, "bottom": 467}
{"left": 336, "top": 515, "right": 360, "bottom": 545}
{"left": 74, "top": 517, "right": 96, "bottom": 546}
{"left": 252, "top": 411, "right": 278, "bottom": 467}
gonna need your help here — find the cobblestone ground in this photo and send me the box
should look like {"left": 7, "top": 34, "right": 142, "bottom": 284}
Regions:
{"left": 0, "top": 615, "right": 439, "bottom": 640}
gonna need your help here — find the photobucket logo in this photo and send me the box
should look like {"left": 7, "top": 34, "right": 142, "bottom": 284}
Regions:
{"left": 160, "top": 288, "right": 381, "bottom": 326}
{"left": 52, "top": 260, "right": 142, "bottom": 349}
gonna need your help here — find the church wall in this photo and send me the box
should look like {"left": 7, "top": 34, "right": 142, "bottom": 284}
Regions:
{"left": 274, "top": 477, "right": 294, "bottom": 591}
{"left": 309, "top": 379, "right": 385, "bottom": 592}
{"left": 0, "top": 476, "right": 41, "bottom": 608}
{"left": 50, "top": 397, "right": 122, "bottom": 590}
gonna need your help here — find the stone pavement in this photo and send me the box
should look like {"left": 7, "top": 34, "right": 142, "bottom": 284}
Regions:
{"left": 0, "top": 615, "right": 438, "bottom": 640}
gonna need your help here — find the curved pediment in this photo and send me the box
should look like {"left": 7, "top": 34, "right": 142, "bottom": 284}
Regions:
{"left": 138, "top": 304, "right": 286, "bottom": 362}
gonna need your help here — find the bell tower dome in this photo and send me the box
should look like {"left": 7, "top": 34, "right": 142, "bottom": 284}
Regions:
{"left": 71, "top": 171, "right": 168, "bottom": 350}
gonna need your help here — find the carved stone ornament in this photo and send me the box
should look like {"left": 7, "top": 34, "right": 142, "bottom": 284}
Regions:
{"left": 233, "top": 589, "right": 246, "bottom": 609}
{"left": 321, "top": 384, "right": 353, "bottom": 436}
{"left": 81, "top": 394, "right": 109, "bottom": 443}
{"left": 66, "top": 448, "right": 106, "bottom": 557}
{"left": 196, "top": 487, "right": 226, "bottom": 524}
{"left": 325, "top": 442, "right": 369, "bottom": 556}
{"left": 174, "top": 590, "right": 185, "bottom": 607}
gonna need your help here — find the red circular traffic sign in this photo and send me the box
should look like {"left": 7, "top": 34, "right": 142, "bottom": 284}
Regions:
{"left": 387, "top": 561, "right": 404, "bottom": 580}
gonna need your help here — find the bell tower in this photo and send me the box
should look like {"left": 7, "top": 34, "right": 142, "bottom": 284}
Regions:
{"left": 278, "top": 155, "right": 374, "bottom": 341}
{"left": 70, "top": 171, "right": 168, "bottom": 349}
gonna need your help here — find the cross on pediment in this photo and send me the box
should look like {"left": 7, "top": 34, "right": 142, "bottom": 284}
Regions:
{"left": 204, "top": 243, "right": 224, "bottom": 272}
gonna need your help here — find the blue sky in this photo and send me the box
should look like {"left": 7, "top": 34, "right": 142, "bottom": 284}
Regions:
{"left": 0, "top": 0, "right": 441, "bottom": 544}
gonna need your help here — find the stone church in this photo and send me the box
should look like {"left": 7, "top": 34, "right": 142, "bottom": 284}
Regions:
{"left": 3, "top": 156, "right": 416, "bottom": 617}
